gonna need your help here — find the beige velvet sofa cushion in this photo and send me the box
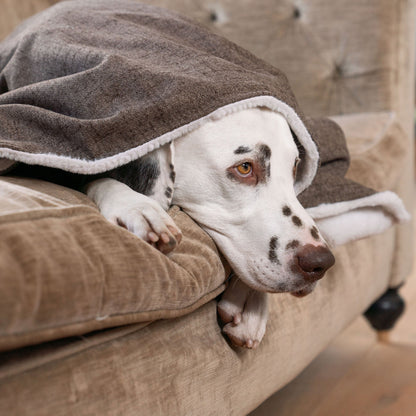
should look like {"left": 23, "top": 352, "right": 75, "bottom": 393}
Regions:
{"left": 0, "top": 177, "right": 227, "bottom": 352}
{"left": 0, "top": 229, "right": 396, "bottom": 415}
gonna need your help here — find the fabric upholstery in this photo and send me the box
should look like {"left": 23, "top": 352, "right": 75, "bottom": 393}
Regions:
{"left": 0, "top": 229, "right": 396, "bottom": 415}
{"left": 332, "top": 112, "right": 413, "bottom": 287}
{"left": 332, "top": 112, "right": 409, "bottom": 193}
{"left": 0, "top": 177, "right": 226, "bottom": 352}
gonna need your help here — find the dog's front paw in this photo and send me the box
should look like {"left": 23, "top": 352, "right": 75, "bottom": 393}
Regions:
{"left": 87, "top": 179, "right": 182, "bottom": 254}
{"left": 114, "top": 199, "right": 182, "bottom": 254}
{"left": 218, "top": 276, "right": 268, "bottom": 349}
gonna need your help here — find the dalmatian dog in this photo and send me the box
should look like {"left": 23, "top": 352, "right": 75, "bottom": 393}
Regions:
{"left": 85, "top": 107, "right": 335, "bottom": 349}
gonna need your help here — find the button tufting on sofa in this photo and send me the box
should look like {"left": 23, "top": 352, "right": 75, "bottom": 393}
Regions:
{"left": 293, "top": 6, "right": 301, "bottom": 19}
{"left": 207, "top": 4, "right": 228, "bottom": 26}
{"left": 332, "top": 63, "right": 345, "bottom": 80}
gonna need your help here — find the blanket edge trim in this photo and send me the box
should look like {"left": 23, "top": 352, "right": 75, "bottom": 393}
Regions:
{"left": 306, "top": 190, "right": 410, "bottom": 223}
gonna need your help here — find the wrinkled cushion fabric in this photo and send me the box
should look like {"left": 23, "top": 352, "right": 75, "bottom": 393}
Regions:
{"left": 0, "top": 228, "right": 396, "bottom": 415}
{"left": 0, "top": 177, "right": 227, "bottom": 352}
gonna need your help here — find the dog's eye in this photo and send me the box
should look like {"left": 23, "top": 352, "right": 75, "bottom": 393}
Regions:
{"left": 293, "top": 157, "right": 300, "bottom": 179}
{"left": 236, "top": 162, "right": 253, "bottom": 176}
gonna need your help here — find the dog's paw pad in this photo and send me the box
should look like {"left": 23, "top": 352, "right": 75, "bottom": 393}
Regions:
{"left": 148, "top": 231, "right": 159, "bottom": 243}
{"left": 223, "top": 325, "right": 261, "bottom": 349}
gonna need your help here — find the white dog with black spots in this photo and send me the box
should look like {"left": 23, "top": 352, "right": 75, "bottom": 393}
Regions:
{"left": 85, "top": 108, "right": 335, "bottom": 349}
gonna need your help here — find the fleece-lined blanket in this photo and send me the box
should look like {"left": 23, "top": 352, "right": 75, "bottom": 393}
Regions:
{"left": 0, "top": 0, "right": 408, "bottom": 245}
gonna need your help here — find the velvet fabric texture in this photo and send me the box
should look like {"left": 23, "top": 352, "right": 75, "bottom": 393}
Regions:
{"left": 0, "top": 177, "right": 227, "bottom": 352}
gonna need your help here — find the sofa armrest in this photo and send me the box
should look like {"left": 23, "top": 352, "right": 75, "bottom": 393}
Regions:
{"left": 331, "top": 111, "right": 413, "bottom": 287}
{"left": 330, "top": 112, "right": 409, "bottom": 193}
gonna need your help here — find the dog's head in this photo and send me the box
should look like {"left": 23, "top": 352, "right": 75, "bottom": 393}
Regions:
{"left": 172, "top": 107, "right": 334, "bottom": 295}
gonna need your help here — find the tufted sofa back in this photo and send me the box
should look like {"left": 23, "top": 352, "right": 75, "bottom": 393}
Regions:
{"left": 1, "top": 0, "right": 414, "bottom": 132}
{"left": 140, "top": 0, "right": 415, "bottom": 133}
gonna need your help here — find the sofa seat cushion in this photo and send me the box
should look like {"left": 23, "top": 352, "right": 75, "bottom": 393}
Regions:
{"left": 0, "top": 229, "right": 396, "bottom": 416}
{"left": 0, "top": 177, "right": 227, "bottom": 352}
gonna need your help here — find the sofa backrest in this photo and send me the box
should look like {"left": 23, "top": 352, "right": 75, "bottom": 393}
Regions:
{"left": 1, "top": 0, "right": 414, "bottom": 134}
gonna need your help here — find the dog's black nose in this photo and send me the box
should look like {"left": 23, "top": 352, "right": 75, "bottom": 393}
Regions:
{"left": 295, "top": 244, "right": 335, "bottom": 281}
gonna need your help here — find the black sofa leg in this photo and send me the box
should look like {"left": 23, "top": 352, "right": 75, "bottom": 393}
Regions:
{"left": 364, "top": 287, "right": 405, "bottom": 343}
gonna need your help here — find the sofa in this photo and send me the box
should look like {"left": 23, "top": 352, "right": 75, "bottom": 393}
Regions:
{"left": 0, "top": 0, "right": 414, "bottom": 415}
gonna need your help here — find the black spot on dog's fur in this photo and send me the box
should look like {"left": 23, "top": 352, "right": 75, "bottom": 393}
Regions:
{"left": 169, "top": 163, "right": 176, "bottom": 182}
{"left": 107, "top": 155, "right": 160, "bottom": 196}
{"left": 165, "top": 187, "right": 172, "bottom": 199}
{"left": 286, "top": 240, "right": 299, "bottom": 250}
{"left": 282, "top": 206, "right": 292, "bottom": 216}
{"left": 268, "top": 236, "right": 281, "bottom": 264}
{"left": 311, "top": 226, "right": 320, "bottom": 240}
{"left": 258, "top": 144, "right": 271, "bottom": 160}
{"left": 292, "top": 216, "right": 302, "bottom": 227}
{"left": 234, "top": 146, "right": 252, "bottom": 154}
{"left": 258, "top": 144, "right": 271, "bottom": 182}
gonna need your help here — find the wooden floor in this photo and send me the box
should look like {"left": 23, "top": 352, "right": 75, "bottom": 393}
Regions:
{"left": 251, "top": 217, "right": 416, "bottom": 415}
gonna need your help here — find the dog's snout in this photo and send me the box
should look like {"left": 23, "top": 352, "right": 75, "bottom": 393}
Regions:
{"left": 295, "top": 244, "right": 335, "bottom": 281}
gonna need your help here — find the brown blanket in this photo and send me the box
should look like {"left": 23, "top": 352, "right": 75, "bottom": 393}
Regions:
{"left": 0, "top": 0, "right": 408, "bottom": 243}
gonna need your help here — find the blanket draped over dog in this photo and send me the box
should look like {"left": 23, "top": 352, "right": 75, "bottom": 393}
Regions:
{"left": 0, "top": 0, "right": 409, "bottom": 246}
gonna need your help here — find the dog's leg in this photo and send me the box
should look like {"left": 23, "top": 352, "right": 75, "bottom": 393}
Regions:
{"left": 218, "top": 275, "right": 268, "bottom": 349}
{"left": 85, "top": 178, "right": 182, "bottom": 254}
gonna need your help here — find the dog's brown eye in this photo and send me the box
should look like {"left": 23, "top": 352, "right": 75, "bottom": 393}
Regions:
{"left": 236, "top": 162, "right": 252, "bottom": 176}
{"left": 293, "top": 157, "right": 300, "bottom": 179}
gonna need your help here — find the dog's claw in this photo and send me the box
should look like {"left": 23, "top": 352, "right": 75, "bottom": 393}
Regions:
{"left": 160, "top": 232, "right": 170, "bottom": 244}
{"left": 245, "top": 339, "right": 260, "bottom": 349}
{"left": 148, "top": 231, "right": 159, "bottom": 243}
{"left": 167, "top": 225, "right": 182, "bottom": 245}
